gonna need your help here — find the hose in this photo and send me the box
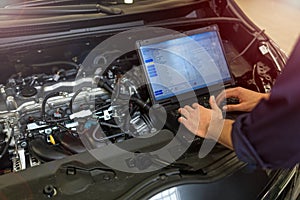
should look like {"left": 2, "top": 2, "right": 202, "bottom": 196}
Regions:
{"left": 41, "top": 91, "right": 61, "bottom": 120}
{"left": 69, "top": 88, "right": 84, "bottom": 114}
{"left": 0, "top": 126, "right": 14, "bottom": 160}
{"left": 98, "top": 79, "right": 150, "bottom": 111}
{"left": 229, "top": 29, "right": 265, "bottom": 65}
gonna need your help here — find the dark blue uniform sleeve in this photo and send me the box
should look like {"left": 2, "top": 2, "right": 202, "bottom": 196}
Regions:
{"left": 232, "top": 38, "right": 300, "bottom": 169}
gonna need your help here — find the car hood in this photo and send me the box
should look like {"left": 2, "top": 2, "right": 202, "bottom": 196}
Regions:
{"left": 0, "top": 1, "right": 296, "bottom": 200}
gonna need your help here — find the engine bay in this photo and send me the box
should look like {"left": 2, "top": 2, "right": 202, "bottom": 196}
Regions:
{"left": 0, "top": 22, "right": 282, "bottom": 176}
{"left": 0, "top": 0, "right": 287, "bottom": 177}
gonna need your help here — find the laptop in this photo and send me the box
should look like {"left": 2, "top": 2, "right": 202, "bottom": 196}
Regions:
{"left": 136, "top": 25, "right": 234, "bottom": 110}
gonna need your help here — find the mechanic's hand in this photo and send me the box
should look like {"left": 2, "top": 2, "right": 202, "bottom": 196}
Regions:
{"left": 216, "top": 87, "right": 270, "bottom": 112}
{"left": 178, "top": 96, "right": 224, "bottom": 140}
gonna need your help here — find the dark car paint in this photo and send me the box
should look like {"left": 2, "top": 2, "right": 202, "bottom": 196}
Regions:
{"left": 0, "top": 1, "right": 298, "bottom": 200}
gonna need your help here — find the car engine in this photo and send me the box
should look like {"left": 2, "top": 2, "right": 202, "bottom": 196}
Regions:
{"left": 0, "top": 51, "right": 161, "bottom": 174}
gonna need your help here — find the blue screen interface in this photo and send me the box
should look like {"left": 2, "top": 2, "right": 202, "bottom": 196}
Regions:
{"left": 140, "top": 31, "right": 232, "bottom": 101}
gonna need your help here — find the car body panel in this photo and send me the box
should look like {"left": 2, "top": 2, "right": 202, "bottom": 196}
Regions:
{"left": 0, "top": 1, "right": 298, "bottom": 199}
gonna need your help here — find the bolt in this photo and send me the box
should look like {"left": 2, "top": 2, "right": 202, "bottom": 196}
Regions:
{"left": 160, "top": 174, "right": 167, "bottom": 180}
{"left": 20, "top": 141, "right": 27, "bottom": 148}
{"left": 43, "top": 185, "right": 57, "bottom": 198}
{"left": 103, "top": 174, "right": 111, "bottom": 181}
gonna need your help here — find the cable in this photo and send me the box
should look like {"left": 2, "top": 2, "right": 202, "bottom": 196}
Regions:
{"left": 99, "top": 122, "right": 120, "bottom": 129}
{"left": 94, "top": 104, "right": 111, "bottom": 113}
{"left": 252, "top": 63, "right": 261, "bottom": 92}
{"left": 229, "top": 29, "right": 265, "bottom": 65}
{"left": 98, "top": 79, "right": 114, "bottom": 94}
{"left": 41, "top": 91, "right": 61, "bottom": 120}
{"left": 98, "top": 78, "right": 150, "bottom": 111}
{"left": 0, "top": 126, "right": 14, "bottom": 160}
{"left": 69, "top": 88, "right": 84, "bottom": 114}
{"left": 45, "top": 117, "right": 69, "bottom": 123}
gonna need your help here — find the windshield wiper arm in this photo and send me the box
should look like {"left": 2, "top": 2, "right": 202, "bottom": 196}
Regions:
{"left": 5, "top": 0, "right": 76, "bottom": 8}
{"left": 4, "top": 0, "right": 126, "bottom": 8}
{"left": 0, "top": 4, "right": 123, "bottom": 15}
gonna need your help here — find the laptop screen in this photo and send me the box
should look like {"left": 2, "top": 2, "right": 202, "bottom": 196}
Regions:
{"left": 137, "top": 25, "right": 233, "bottom": 104}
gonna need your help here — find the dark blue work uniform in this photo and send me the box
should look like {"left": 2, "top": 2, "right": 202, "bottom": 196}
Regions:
{"left": 232, "top": 38, "right": 300, "bottom": 169}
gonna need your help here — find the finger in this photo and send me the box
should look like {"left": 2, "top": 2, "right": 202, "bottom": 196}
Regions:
{"left": 209, "top": 96, "right": 220, "bottom": 111}
{"left": 178, "top": 116, "right": 185, "bottom": 124}
{"left": 178, "top": 117, "right": 201, "bottom": 137}
{"left": 223, "top": 104, "right": 242, "bottom": 112}
{"left": 216, "top": 90, "right": 226, "bottom": 105}
{"left": 183, "top": 105, "right": 194, "bottom": 112}
{"left": 191, "top": 103, "right": 201, "bottom": 109}
{"left": 216, "top": 88, "right": 239, "bottom": 105}
{"left": 178, "top": 116, "right": 190, "bottom": 128}
{"left": 178, "top": 108, "right": 190, "bottom": 118}
{"left": 224, "top": 87, "right": 242, "bottom": 98}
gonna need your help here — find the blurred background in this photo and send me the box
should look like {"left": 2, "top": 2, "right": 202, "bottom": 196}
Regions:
{"left": 235, "top": 0, "right": 300, "bottom": 55}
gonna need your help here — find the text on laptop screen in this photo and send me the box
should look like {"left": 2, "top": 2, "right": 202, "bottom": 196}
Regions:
{"left": 139, "top": 29, "right": 232, "bottom": 102}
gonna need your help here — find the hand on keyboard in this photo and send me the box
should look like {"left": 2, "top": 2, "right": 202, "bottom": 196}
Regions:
{"left": 216, "top": 87, "right": 270, "bottom": 112}
{"left": 177, "top": 96, "right": 224, "bottom": 140}
{"left": 218, "top": 97, "right": 240, "bottom": 111}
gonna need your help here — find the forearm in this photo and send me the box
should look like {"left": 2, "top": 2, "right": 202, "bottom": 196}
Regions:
{"left": 217, "top": 119, "right": 234, "bottom": 150}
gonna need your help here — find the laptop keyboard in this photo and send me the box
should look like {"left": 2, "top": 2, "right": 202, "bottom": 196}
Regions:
{"left": 167, "top": 94, "right": 211, "bottom": 120}
{"left": 198, "top": 95, "right": 211, "bottom": 108}
{"left": 165, "top": 95, "right": 240, "bottom": 132}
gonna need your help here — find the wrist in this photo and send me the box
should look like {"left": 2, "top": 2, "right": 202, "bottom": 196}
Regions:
{"left": 262, "top": 93, "right": 270, "bottom": 100}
